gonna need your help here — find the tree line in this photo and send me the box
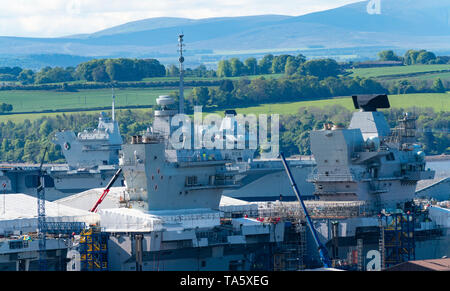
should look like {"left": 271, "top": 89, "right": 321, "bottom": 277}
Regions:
{"left": 189, "top": 75, "right": 385, "bottom": 110}
{"left": 0, "top": 103, "right": 13, "bottom": 113}
{"left": 1, "top": 58, "right": 167, "bottom": 85}
{"left": 377, "top": 49, "right": 450, "bottom": 65}
{"left": 1, "top": 59, "right": 219, "bottom": 85}
{"left": 216, "top": 54, "right": 342, "bottom": 79}
{"left": 1, "top": 48, "right": 449, "bottom": 86}
{"left": 383, "top": 78, "right": 448, "bottom": 94}
{"left": 166, "top": 64, "right": 216, "bottom": 78}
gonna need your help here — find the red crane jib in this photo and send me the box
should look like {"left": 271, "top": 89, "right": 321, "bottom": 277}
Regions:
{"left": 90, "top": 189, "right": 110, "bottom": 213}
{"left": 89, "top": 168, "right": 122, "bottom": 213}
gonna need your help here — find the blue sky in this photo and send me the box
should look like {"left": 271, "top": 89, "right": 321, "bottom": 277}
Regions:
{"left": 0, "top": 0, "right": 364, "bottom": 37}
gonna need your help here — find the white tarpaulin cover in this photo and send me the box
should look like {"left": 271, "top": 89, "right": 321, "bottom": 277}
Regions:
{"left": 55, "top": 187, "right": 125, "bottom": 211}
{"left": 98, "top": 208, "right": 222, "bottom": 232}
{"left": 98, "top": 208, "right": 163, "bottom": 232}
{"left": 0, "top": 194, "right": 99, "bottom": 233}
{"left": 428, "top": 205, "right": 450, "bottom": 228}
{"left": 54, "top": 189, "right": 260, "bottom": 233}
{"left": 219, "top": 196, "right": 258, "bottom": 214}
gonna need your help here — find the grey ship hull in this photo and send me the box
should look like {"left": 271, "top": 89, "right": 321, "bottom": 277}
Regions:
{"left": 108, "top": 233, "right": 286, "bottom": 271}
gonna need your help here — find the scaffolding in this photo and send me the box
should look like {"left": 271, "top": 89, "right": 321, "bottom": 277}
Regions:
{"left": 379, "top": 220, "right": 385, "bottom": 270}
{"left": 273, "top": 220, "right": 307, "bottom": 271}
{"left": 257, "top": 201, "right": 374, "bottom": 220}
{"left": 44, "top": 222, "right": 86, "bottom": 234}
{"left": 79, "top": 227, "right": 109, "bottom": 271}
{"left": 256, "top": 201, "right": 374, "bottom": 271}
{"left": 357, "top": 239, "right": 363, "bottom": 271}
{"left": 381, "top": 212, "right": 416, "bottom": 269}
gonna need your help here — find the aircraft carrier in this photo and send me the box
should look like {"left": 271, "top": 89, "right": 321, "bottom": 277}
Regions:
{"left": 1, "top": 91, "right": 448, "bottom": 271}
{"left": 0, "top": 35, "right": 448, "bottom": 271}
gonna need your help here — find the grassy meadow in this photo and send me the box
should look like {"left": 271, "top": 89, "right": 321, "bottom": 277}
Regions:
{"left": 0, "top": 87, "right": 190, "bottom": 113}
{"left": 0, "top": 92, "right": 447, "bottom": 124}
{"left": 212, "top": 93, "right": 450, "bottom": 116}
{"left": 349, "top": 64, "right": 450, "bottom": 79}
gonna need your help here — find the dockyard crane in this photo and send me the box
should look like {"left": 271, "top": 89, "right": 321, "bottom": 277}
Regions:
{"left": 37, "top": 146, "right": 49, "bottom": 271}
{"left": 280, "top": 152, "right": 332, "bottom": 269}
{"left": 34, "top": 146, "right": 88, "bottom": 271}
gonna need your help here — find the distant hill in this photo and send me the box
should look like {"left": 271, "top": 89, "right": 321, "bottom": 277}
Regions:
{"left": 1, "top": 0, "right": 449, "bottom": 68}
{"left": 75, "top": 15, "right": 291, "bottom": 39}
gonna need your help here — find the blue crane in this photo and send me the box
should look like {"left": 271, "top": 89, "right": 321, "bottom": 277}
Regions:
{"left": 280, "top": 152, "right": 332, "bottom": 269}
{"left": 36, "top": 147, "right": 87, "bottom": 271}
{"left": 37, "top": 146, "right": 49, "bottom": 271}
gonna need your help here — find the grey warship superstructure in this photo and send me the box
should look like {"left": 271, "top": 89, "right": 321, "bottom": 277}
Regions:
{"left": 217, "top": 110, "right": 316, "bottom": 202}
{"left": 150, "top": 94, "right": 316, "bottom": 202}
{"left": 48, "top": 90, "right": 124, "bottom": 197}
{"left": 309, "top": 94, "right": 435, "bottom": 209}
{"left": 48, "top": 109, "right": 124, "bottom": 198}
{"left": 0, "top": 97, "right": 124, "bottom": 201}
{"left": 52, "top": 111, "right": 122, "bottom": 169}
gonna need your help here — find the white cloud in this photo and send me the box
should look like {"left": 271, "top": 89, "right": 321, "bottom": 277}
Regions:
{"left": 0, "top": 0, "right": 363, "bottom": 37}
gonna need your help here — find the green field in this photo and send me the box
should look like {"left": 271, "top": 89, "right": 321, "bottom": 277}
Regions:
{"left": 0, "top": 73, "right": 284, "bottom": 115}
{"left": 1, "top": 92, "right": 448, "bottom": 124}
{"left": 403, "top": 71, "right": 450, "bottom": 81}
{"left": 349, "top": 64, "right": 450, "bottom": 79}
{"left": 0, "top": 73, "right": 284, "bottom": 121}
{"left": 212, "top": 93, "right": 450, "bottom": 116}
{"left": 0, "top": 108, "right": 154, "bottom": 123}
{"left": 0, "top": 87, "right": 190, "bottom": 113}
